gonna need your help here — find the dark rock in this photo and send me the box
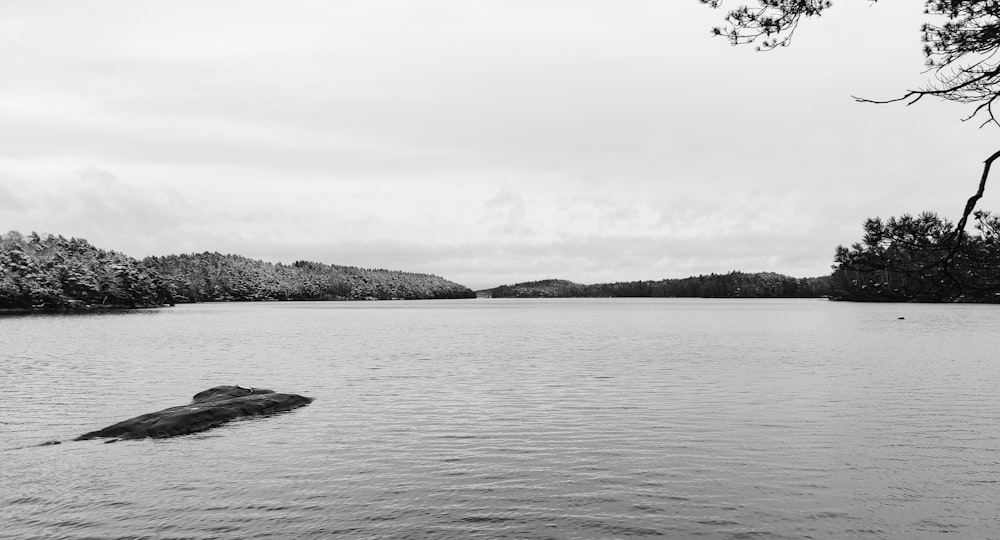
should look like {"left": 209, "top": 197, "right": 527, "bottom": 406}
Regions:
{"left": 76, "top": 385, "right": 313, "bottom": 441}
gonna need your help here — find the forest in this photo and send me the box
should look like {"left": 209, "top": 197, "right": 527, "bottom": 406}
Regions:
{"left": 487, "top": 273, "right": 832, "bottom": 299}
{"left": 0, "top": 232, "right": 174, "bottom": 310}
{"left": 0, "top": 232, "right": 474, "bottom": 311}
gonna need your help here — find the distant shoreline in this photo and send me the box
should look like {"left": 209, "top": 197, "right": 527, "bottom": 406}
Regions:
{"left": 479, "top": 274, "right": 833, "bottom": 300}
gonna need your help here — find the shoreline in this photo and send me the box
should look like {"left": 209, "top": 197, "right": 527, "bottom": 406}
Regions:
{"left": 0, "top": 304, "right": 171, "bottom": 315}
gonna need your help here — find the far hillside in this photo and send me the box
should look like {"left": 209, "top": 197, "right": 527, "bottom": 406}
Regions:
{"left": 485, "top": 272, "right": 832, "bottom": 299}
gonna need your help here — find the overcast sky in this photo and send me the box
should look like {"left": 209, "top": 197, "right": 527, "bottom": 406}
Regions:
{"left": 2, "top": 1, "right": 998, "bottom": 290}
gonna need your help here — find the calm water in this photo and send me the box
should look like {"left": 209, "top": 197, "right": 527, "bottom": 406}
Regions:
{"left": 2, "top": 299, "right": 999, "bottom": 539}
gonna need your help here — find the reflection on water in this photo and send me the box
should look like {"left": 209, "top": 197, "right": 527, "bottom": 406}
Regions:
{"left": 3, "top": 299, "right": 1000, "bottom": 538}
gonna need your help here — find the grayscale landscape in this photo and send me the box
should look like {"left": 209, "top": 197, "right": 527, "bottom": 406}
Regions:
{"left": 3, "top": 2, "right": 1000, "bottom": 538}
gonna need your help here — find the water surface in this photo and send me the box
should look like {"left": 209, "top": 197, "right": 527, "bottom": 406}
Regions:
{"left": 3, "top": 299, "right": 999, "bottom": 538}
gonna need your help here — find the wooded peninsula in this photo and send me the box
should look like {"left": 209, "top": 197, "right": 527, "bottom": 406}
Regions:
{"left": 0, "top": 231, "right": 474, "bottom": 310}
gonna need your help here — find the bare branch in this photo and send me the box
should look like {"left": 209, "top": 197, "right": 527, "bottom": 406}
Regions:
{"left": 948, "top": 148, "right": 1000, "bottom": 251}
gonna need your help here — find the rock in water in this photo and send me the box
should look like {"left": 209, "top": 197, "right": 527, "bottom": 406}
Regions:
{"left": 75, "top": 385, "right": 314, "bottom": 441}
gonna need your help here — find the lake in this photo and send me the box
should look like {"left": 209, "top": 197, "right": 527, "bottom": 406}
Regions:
{"left": 2, "top": 298, "right": 999, "bottom": 539}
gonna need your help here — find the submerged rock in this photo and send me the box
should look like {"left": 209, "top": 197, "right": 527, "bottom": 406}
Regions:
{"left": 76, "top": 385, "right": 314, "bottom": 441}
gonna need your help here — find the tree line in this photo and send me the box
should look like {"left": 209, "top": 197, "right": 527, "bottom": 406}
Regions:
{"left": 144, "top": 253, "right": 475, "bottom": 302}
{"left": 0, "top": 232, "right": 474, "bottom": 310}
{"left": 9, "top": 216, "right": 998, "bottom": 310}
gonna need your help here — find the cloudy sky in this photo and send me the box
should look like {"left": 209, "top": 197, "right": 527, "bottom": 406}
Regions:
{"left": 2, "top": 1, "right": 998, "bottom": 289}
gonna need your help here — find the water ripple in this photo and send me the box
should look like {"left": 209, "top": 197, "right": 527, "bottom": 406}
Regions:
{"left": 3, "top": 299, "right": 1000, "bottom": 538}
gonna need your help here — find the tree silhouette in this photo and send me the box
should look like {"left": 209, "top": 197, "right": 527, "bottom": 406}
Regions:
{"left": 832, "top": 211, "right": 1000, "bottom": 300}
{"left": 703, "top": 0, "right": 1000, "bottom": 275}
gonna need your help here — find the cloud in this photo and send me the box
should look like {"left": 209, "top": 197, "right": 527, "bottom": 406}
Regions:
{"left": 483, "top": 188, "right": 528, "bottom": 234}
